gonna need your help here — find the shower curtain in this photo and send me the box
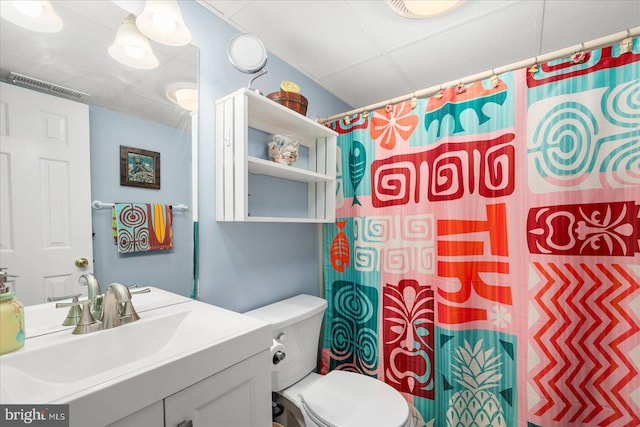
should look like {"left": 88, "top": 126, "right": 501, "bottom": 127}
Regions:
{"left": 321, "top": 38, "right": 640, "bottom": 426}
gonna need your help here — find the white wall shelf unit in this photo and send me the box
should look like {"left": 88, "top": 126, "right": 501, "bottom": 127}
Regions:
{"left": 216, "top": 88, "right": 338, "bottom": 222}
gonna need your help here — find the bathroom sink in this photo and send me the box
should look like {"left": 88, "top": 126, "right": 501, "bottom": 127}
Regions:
{"left": 0, "top": 296, "right": 271, "bottom": 426}
{"left": 25, "top": 286, "right": 192, "bottom": 338}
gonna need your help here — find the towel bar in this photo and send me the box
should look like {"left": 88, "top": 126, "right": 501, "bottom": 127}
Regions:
{"left": 91, "top": 200, "right": 188, "bottom": 211}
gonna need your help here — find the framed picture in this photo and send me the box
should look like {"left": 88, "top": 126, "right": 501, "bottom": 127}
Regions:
{"left": 120, "top": 145, "right": 160, "bottom": 189}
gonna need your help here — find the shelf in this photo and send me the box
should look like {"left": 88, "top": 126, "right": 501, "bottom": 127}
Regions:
{"left": 248, "top": 157, "right": 333, "bottom": 183}
{"left": 217, "top": 88, "right": 335, "bottom": 141}
{"left": 239, "top": 216, "right": 333, "bottom": 223}
{"left": 215, "top": 88, "right": 338, "bottom": 223}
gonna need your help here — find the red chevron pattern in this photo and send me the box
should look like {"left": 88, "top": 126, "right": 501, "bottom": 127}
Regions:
{"left": 529, "top": 262, "right": 640, "bottom": 426}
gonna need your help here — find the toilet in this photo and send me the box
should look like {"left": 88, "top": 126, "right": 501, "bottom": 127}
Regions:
{"left": 244, "top": 294, "right": 413, "bottom": 427}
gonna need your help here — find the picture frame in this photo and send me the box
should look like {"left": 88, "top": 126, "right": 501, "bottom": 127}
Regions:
{"left": 120, "top": 145, "right": 160, "bottom": 189}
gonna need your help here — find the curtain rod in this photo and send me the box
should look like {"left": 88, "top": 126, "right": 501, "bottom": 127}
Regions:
{"left": 318, "top": 27, "right": 640, "bottom": 124}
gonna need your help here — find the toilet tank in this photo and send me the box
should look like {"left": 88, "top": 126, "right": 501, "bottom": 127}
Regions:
{"left": 244, "top": 294, "right": 327, "bottom": 392}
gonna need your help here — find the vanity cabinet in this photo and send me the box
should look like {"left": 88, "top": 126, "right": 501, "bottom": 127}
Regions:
{"left": 109, "top": 351, "right": 270, "bottom": 427}
{"left": 3, "top": 293, "right": 273, "bottom": 427}
{"left": 107, "top": 402, "right": 164, "bottom": 427}
{"left": 215, "top": 88, "right": 338, "bottom": 222}
{"left": 165, "top": 351, "right": 270, "bottom": 427}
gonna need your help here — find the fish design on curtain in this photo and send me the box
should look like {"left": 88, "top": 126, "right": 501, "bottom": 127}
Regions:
{"left": 349, "top": 140, "right": 367, "bottom": 206}
{"left": 321, "top": 37, "right": 640, "bottom": 427}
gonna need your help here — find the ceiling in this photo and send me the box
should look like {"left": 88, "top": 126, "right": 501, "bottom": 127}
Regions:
{"left": 0, "top": 1, "right": 197, "bottom": 130}
{"left": 200, "top": 0, "right": 640, "bottom": 111}
{"left": 1, "top": 1, "right": 636, "bottom": 124}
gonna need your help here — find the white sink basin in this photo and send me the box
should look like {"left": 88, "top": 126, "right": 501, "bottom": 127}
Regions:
{"left": 0, "top": 294, "right": 271, "bottom": 426}
{"left": 25, "top": 287, "right": 192, "bottom": 338}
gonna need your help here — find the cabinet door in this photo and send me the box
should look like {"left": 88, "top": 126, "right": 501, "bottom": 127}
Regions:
{"left": 107, "top": 401, "right": 164, "bottom": 427}
{"left": 165, "top": 351, "right": 271, "bottom": 427}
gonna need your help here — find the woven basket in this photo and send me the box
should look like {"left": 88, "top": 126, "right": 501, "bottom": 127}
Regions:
{"left": 267, "top": 91, "right": 308, "bottom": 116}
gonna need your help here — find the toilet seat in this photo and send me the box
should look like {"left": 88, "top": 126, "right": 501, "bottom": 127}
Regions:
{"left": 299, "top": 370, "right": 410, "bottom": 427}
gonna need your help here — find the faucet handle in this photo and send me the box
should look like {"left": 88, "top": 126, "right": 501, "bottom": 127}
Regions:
{"left": 49, "top": 294, "right": 83, "bottom": 326}
{"left": 47, "top": 293, "right": 83, "bottom": 303}
{"left": 114, "top": 285, "right": 147, "bottom": 324}
{"left": 120, "top": 300, "right": 140, "bottom": 324}
{"left": 56, "top": 299, "right": 101, "bottom": 334}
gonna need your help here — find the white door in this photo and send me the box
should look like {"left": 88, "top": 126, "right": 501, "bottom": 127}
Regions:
{"left": 0, "top": 82, "right": 93, "bottom": 305}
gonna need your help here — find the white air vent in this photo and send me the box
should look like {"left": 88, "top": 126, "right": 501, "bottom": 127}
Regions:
{"left": 9, "top": 72, "right": 90, "bottom": 100}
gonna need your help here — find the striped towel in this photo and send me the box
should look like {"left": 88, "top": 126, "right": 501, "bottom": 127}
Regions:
{"left": 112, "top": 203, "right": 173, "bottom": 253}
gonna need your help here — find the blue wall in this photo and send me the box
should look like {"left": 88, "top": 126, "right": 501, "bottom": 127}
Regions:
{"left": 180, "top": 1, "right": 351, "bottom": 312}
{"left": 89, "top": 106, "right": 193, "bottom": 297}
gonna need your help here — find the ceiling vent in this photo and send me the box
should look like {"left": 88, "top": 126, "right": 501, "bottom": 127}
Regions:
{"left": 9, "top": 72, "right": 90, "bottom": 100}
{"left": 387, "top": 0, "right": 463, "bottom": 18}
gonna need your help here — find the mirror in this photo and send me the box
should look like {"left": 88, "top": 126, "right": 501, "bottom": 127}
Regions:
{"left": 0, "top": 1, "right": 197, "bottom": 305}
{"left": 1, "top": 1, "right": 197, "bottom": 130}
{"left": 228, "top": 33, "right": 268, "bottom": 94}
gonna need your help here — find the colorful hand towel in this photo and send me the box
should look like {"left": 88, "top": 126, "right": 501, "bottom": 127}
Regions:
{"left": 112, "top": 203, "right": 173, "bottom": 253}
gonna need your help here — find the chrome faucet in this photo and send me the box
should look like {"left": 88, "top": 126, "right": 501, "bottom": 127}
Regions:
{"left": 101, "top": 283, "right": 141, "bottom": 329}
{"left": 79, "top": 273, "right": 102, "bottom": 319}
{"left": 55, "top": 282, "right": 148, "bottom": 334}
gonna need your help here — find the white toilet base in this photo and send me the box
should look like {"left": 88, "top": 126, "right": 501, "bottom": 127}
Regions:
{"left": 275, "top": 373, "right": 322, "bottom": 427}
{"left": 274, "top": 394, "right": 305, "bottom": 427}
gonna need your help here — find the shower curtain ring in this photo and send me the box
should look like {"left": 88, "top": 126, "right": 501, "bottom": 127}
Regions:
{"left": 571, "top": 45, "right": 587, "bottom": 64}
{"left": 490, "top": 69, "right": 500, "bottom": 88}
{"left": 529, "top": 57, "right": 539, "bottom": 76}
{"left": 434, "top": 85, "right": 444, "bottom": 99}
{"left": 620, "top": 31, "right": 633, "bottom": 54}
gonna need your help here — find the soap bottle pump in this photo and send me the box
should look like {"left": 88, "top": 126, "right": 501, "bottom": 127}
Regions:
{"left": 0, "top": 268, "right": 25, "bottom": 355}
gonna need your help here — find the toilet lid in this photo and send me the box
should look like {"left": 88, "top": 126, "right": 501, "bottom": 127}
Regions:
{"left": 299, "top": 370, "right": 410, "bottom": 427}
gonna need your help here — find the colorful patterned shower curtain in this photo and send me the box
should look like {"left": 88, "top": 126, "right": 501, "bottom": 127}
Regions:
{"left": 321, "top": 38, "right": 640, "bottom": 426}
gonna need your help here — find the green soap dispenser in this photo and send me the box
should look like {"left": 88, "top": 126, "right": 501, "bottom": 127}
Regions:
{"left": 0, "top": 269, "right": 24, "bottom": 355}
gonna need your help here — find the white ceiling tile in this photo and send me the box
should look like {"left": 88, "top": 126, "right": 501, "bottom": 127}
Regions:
{"left": 539, "top": 0, "right": 640, "bottom": 54}
{"left": 222, "top": 0, "right": 380, "bottom": 79}
{"left": 390, "top": 1, "right": 539, "bottom": 93}
{"left": 199, "top": 0, "right": 253, "bottom": 19}
{"left": 4, "top": 0, "right": 638, "bottom": 124}
{"left": 319, "top": 56, "right": 415, "bottom": 107}
{"left": 347, "top": 0, "right": 531, "bottom": 52}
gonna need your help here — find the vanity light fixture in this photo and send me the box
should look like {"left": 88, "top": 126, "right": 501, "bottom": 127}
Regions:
{"left": 108, "top": 14, "right": 159, "bottom": 70}
{"left": 388, "top": 0, "right": 463, "bottom": 18}
{"left": 166, "top": 82, "right": 198, "bottom": 112}
{"left": 136, "top": 0, "right": 191, "bottom": 47}
{"left": 0, "top": 0, "right": 63, "bottom": 33}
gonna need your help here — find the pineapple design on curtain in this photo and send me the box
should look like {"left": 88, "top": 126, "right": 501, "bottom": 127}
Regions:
{"left": 321, "top": 37, "right": 640, "bottom": 426}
